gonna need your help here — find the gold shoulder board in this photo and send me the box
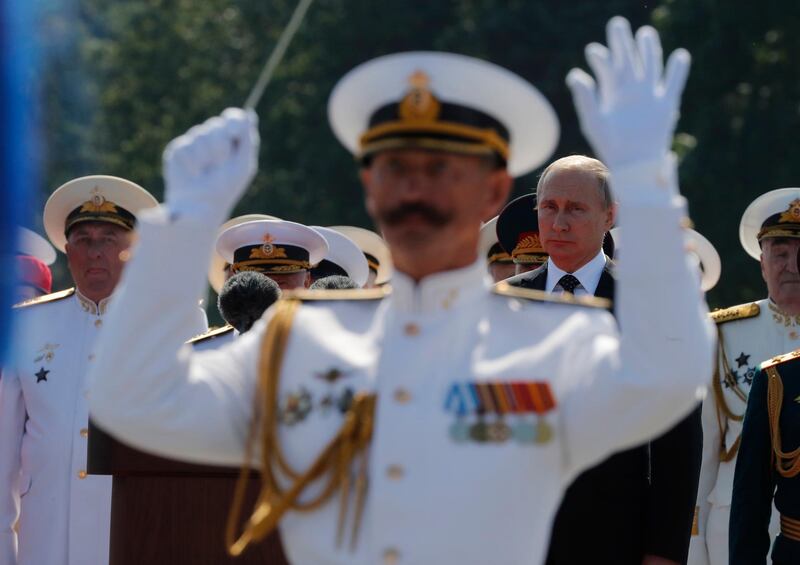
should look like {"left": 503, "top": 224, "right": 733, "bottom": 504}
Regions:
{"left": 710, "top": 302, "right": 760, "bottom": 324}
{"left": 187, "top": 324, "right": 235, "bottom": 345}
{"left": 282, "top": 286, "right": 391, "bottom": 302}
{"left": 492, "top": 282, "right": 611, "bottom": 309}
{"left": 761, "top": 349, "right": 800, "bottom": 370}
{"left": 12, "top": 287, "right": 76, "bottom": 309}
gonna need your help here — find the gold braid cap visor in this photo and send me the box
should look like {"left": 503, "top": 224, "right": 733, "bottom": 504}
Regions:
{"left": 233, "top": 259, "right": 311, "bottom": 274}
{"left": 757, "top": 224, "right": 800, "bottom": 241}
{"left": 360, "top": 120, "right": 509, "bottom": 161}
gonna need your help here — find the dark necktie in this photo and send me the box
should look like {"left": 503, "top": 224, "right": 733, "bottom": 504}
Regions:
{"left": 558, "top": 274, "right": 581, "bottom": 294}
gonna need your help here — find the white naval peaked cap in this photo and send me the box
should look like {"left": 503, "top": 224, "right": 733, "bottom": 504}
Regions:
{"left": 43, "top": 175, "right": 158, "bottom": 252}
{"left": 611, "top": 227, "right": 721, "bottom": 292}
{"left": 17, "top": 226, "right": 57, "bottom": 265}
{"left": 311, "top": 226, "right": 370, "bottom": 288}
{"left": 328, "top": 51, "right": 559, "bottom": 177}
{"left": 478, "top": 216, "right": 514, "bottom": 266}
{"left": 739, "top": 187, "right": 800, "bottom": 260}
{"left": 208, "top": 213, "right": 281, "bottom": 293}
{"left": 687, "top": 229, "right": 722, "bottom": 292}
{"left": 216, "top": 219, "right": 328, "bottom": 275}
{"left": 328, "top": 225, "right": 393, "bottom": 285}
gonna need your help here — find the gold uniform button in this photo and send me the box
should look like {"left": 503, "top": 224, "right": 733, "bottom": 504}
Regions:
{"left": 94, "top": 319, "right": 103, "bottom": 328}
{"left": 383, "top": 548, "right": 400, "bottom": 565}
{"left": 386, "top": 464, "right": 404, "bottom": 480}
{"left": 393, "top": 388, "right": 411, "bottom": 404}
{"left": 77, "top": 470, "right": 87, "bottom": 479}
{"left": 80, "top": 428, "right": 89, "bottom": 438}
{"left": 403, "top": 323, "right": 420, "bottom": 336}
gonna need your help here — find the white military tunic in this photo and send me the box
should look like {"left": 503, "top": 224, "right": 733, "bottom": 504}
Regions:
{"left": 0, "top": 289, "right": 112, "bottom": 565}
{"left": 0, "top": 288, "right": 207, "bottom": 565}
{"left": 189, "top": 325, "right": 236, "bottom": 352}
{"left": 689, "top": 299, "right": 793, "bottom": 565}
{"left": 87, "top": 185, "right": 715, "bottom": 565}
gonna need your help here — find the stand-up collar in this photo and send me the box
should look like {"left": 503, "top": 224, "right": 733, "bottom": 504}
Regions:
{"left": 768, "top": 299, "right": 800, "bottom": 327}
{"left": 389, "top": 260, "right": 490, "bottom": 314}
{"left": 75, "top": 287, "right": 113, "bottom": 316}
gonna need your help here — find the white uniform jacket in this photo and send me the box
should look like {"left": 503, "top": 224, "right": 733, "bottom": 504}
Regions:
{"left": 189, "top": 324, "right": 236, "bottom": 352}
{"left": 0, "top": 288, "right": 206, "bottom": 565}
{"left": 87, "top": 187, "right": 715, "bottom": 564}
{"left": 689, "top": 299, "right": 794, "bottom": 565}
{"left": 0, "top": 289, "right": 112, "bottom": 565}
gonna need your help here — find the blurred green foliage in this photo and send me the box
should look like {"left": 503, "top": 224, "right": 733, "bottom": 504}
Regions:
{"left": 654, "top": 0, "right": 800, "bottom": 308}
{"left": 28, "top": 0, "right": 800, "bottom": 321}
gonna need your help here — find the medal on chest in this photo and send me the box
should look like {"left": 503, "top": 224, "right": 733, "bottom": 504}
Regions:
{"left": 444, "top": 381, "right": 557, "bottom": 445}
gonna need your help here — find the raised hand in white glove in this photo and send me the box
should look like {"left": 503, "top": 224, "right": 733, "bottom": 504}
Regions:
{"left": 163, "top": 107, "right": 259, "bottom": 222}
{"left": 567, "top": 16, "right": 690, "bottom": 172}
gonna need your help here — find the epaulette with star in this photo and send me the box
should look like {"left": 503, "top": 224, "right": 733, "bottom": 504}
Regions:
{"left": 492, "top": 282, "right": 610, "bottom": 309}
{"left": 12, "top": 287, "right": 75, "bottom": 309}
{"left": 710, "top": 302, "right": 760, "bottom": 324}
{"left": 761, "top": 349, "right": 800, "bottom": 370}
{"left": 186, "top": 324, "right": 235, "bottom": 345}
{"left": 282, "top": 286, "right": 391, "bottom": 302}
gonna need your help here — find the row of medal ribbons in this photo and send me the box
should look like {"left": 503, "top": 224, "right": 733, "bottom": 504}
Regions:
{"left": 444, "top": 381, "right": 556, "bottom": 445}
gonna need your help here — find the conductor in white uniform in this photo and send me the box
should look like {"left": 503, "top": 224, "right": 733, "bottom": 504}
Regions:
{"left": 88, "top": 18, "right": 714, "bottom": 565}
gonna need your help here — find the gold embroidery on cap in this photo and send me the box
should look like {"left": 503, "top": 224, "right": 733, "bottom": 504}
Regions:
{"left": 512, "top": 233, "right": 544, "bottom": 256}
{"left": 250, "top": 242, "right": 288, "bottom": 261}
{"left": 399, "top": 70, "right": 441, "bottom": 122}
{"left": 779, "top": 199, "right": 800, "bottom": 224}
{"left": 79, "top": 187, "right": 118, "bottom": 214}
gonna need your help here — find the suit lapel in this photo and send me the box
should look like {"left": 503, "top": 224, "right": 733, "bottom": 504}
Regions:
{"left": 516, "top": 264, "right": 548, "bottom": 290}
{"left": 594, "top": 263, "right": 616, "bottom": 300}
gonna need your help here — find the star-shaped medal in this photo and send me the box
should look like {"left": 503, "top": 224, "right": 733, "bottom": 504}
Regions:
{"left": 723, "top": 369, "right": 740, "bottom": 388}
{"left": 735, "top": 352, "right": 750, "bottom": 368}
{"left": 743, "top": 368, "right": 756, "bottom": 386}
{"left": 35, "top": 367, "right": 49, "bottom": 383}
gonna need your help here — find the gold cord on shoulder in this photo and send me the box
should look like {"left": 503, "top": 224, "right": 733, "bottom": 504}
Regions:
{"left": 225, "top": 299, "right": 376, "bottom": 556}
{"left": 766, "top": 366, "right": 800, "bottom": 478}
{"left": 712, "top": 327, "right": 746, "bottom": 461}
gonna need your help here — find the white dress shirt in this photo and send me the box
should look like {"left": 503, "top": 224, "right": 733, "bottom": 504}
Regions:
{"left": 545, "top": 251, "right": 608, "bottom": 296}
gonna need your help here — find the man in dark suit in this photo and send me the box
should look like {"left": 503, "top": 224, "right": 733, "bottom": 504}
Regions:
{"left": 506, "top": 155, "right": 702, "bottom": 565}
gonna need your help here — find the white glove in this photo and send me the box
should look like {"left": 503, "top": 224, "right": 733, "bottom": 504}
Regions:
{"left": 566, "top": 16, "right": 690, "bottom": 172}
{"left": 163, "top": 107, "right": 260, "bottom": 222}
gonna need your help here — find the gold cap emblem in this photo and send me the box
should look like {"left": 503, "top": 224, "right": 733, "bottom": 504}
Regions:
{"left": 399, "top": 70, "right": 441, "bottom": 122}
{"left": 779, "top": 199, "right": 800, "bottom": 223}
{"left": 261, "top": 233, "right": 275, "bottom": 256}
{"left": 79, "top": 187, "right": 118, "bottom": 213}
{"left": 249, "top": 234, "right": 287, "bottom": 260}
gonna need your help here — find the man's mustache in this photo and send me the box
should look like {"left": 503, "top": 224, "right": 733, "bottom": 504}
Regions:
{"left": 381, "top": 202, "right": 452, "bottom": 227}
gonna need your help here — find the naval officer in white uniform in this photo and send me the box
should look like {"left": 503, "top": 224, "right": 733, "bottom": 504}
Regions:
{"left": 0, "top": 176, "right": 164, "bottom": 565}
{"left": 327, "top": 226, "right": 393, "bottom": 288}
{"left": 88, "top": 18, "right": 714, "bottom": 565}
{"left": 310, "top": 226, "right": 370, "bottom": 288}
{"left": 191, "top": 218, "right": 328, "bottom": 351}
{"left": 689, "top": 187, "right": 800, "bottom": 565}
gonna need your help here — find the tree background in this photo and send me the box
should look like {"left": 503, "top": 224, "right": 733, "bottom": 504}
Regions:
{"left": 25, "top": 0, "right": 800, "bottom": 324}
